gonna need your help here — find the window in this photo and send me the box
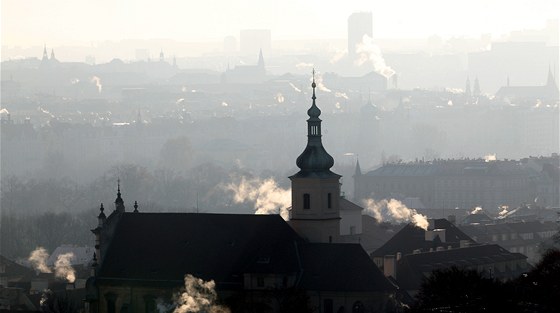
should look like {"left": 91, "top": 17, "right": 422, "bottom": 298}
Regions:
{"left": 257, "top": 276, "right": 265, "bottom": 287}
{"left": 144, "top": 296, "right": 156, "bottom": 313}
{"left": 324, "top": 299, "right": 333, "bottom": 313}
{"left": 327, "top": 193, "right": 332, "bottom": 208}
{"left": 303, "top": 194, "right": 310, "bottom": 209}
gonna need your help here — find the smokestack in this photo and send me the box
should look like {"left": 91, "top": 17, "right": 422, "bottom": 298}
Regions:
{"left": 448, "top": 215, "right": 456, "bottom": 225}
{"left": 383, "top": 255, "right": 396, "bottom": 279}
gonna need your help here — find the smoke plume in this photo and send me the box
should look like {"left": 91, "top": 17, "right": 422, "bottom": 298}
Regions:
{"left": 312, "top": 72, "right": 331, "bottom": 92}
{"left": 470, "top": 206, "right": 482, "bottom": 215}
{"left": 225, "top": 177, "right": 291, "bottom": 220}
{"left": 173, "top": 274, "right": 230, "bottom": 313}
{"left": 28, "top": 247, "right": 52, "bottom": 274}
{"left": 54, "top": 253, "right": 76, "bottom": 283}
{"left": 363, "top": 198, "right": 429, "bottom": 230}
{"left": 289, "top": 82, "right": 301, "bottom": 92}
{"left": 355, "top": 35, "right": 395, "bottom": 79}
{"left": 27, "top": 248, "right": 76, "bottom": 283}
{"left": 90, "top": 76, "right": 102, "bottom": 92}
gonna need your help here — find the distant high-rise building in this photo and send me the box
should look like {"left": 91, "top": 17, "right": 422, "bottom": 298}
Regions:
{"left": 240, "top": 29, "right": 271, "bottom": 56}
{"left": 348, "top": 12, "right": 373, "bottom": 59}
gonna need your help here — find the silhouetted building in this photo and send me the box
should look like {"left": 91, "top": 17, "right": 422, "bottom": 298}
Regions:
{"left": 354, "top": 159, "right": 538, "bottom": 213}
{"left": 85, "top": 75, "right": 397, "bottom": 313}
{"left": 372, "top": 218, "right": 529, "bottom": 297}
{"left": 460, "top": 220, "right": 558, "bottom": 263}
{"left": 221, "top": 49, "right": 266, "bottom": 84}
{"left": 495, "top": 67, "right": 559, "bottom": 101}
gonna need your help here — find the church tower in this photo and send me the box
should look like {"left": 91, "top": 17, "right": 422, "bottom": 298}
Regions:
{"left": 289, "top": 70, "right": 341, "bottom": 243}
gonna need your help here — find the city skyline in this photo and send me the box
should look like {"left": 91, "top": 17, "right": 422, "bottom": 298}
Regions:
{"left": 3, "top": 0, "right": 558, "bottom": 48}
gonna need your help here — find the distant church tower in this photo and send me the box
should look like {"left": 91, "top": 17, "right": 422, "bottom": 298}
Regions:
{"left": 289, "top": 70, "right": 341, "bottom": 243}
{"left": 42, "top": 44, "right": 49, "bottom": 62}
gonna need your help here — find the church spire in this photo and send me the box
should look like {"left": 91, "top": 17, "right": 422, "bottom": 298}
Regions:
{"left": 42, "top": 44, "right": 48, "bottom": 61}
{"left": 293, "top": 69, "right": 338, "bottom": 178}
{"left": 114, "top": 179, "right": 125, "bottom": 213}
{"left": 354, "top": 158, "right": 362, "bottom": 176}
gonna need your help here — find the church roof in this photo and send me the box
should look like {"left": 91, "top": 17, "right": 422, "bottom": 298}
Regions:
{"left": 297, "top": 243, "right": 395, "bottom": 292}
{"left": 97, "top": 213, "right": 302, "bottom": 288}
{"left": 96, "top": 212, "right": 395, "bottom": 293}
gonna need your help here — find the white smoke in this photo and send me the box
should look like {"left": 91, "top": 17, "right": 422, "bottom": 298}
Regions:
{"left": 312, "top": 72, "right": 331, "bottom": 92}
{"left": 295, "top": 62, "right": 314, "bottom": 70}
{"left": 329, "top": 49, "right": 347, "bottom": 64}
{"left": 335, "top": 92, "right": 349, "bottom": 99}
{"left": 157, "top": 298, "right": 175, "bottom": 313}
{"left": 362, "top": 198, "right": 429, "bottom": 230}
{"left": 90, "top": 76, "right": 102, "bottom": 92}
{"left": 470, "top": 206, "right": 483, "bottom": 215}
{"left": 275, "top": 93, "right": 285, "bottom": 103}
{"left": 54, "top": 253, "right": 76, "bottom": 283}
{"left": 173, "top": 274, "right": 230, "bottom": 313}
{"left": 28, "top": 247, "right": 52, "bottom": 274}
{"left": 225, "top": 177, "right": 291, "bottom": 220}
{"left": 27, "top": 248, "right": 76, "bottom": 283}
{"left": 288, "top": 82, "right": 301, "bottom": 93}
{"left": 355, "top": 35, "right": 395, "bottom": 79}
{"left": 484, "top": 154, "right": 497, "bottom": 162}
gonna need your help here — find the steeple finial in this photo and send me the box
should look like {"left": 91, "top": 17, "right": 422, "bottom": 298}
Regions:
{"left": 42, "top": 44, "right": 48, "bottom": 61}
{"left": 307, "top": 69, "right": 321, "bottom": 119}
{"left": 292, "top": 69, "right": 337, "bottom": 177}
{"left": 312, "top": 68, "right": 316, "bottom": 101}
{"left": 115, "top": 179, "right": 125, "bottom": 213}
{"left": 97, "top": 203, "right": 106, "bottom": 226}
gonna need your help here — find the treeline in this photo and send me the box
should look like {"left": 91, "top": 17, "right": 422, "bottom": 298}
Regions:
{"left": 409, "top": 248, "right": 560, "bottom": 313}
{"left": 0, "top": 162, "right": 291, "bottom": 259}
{"left": 1, "top": 209, "right": 95, "bottom": 259}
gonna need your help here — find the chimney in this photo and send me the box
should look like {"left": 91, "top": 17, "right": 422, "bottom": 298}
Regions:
{"left": 425, "top": 229, "right": 446, "bottom": 242}
{"left": 428, "top": 219, "right": 435, "bottom": 230}
{"left": 448, "top": 215, "right": 456, "bottom": 224}
{"left": 383, "top": 255, "right": 397, "bottom": 279}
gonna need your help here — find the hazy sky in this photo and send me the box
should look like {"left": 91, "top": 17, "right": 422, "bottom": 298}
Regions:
{"left": 2, "top": 0, "right": 559, "bottom": 47}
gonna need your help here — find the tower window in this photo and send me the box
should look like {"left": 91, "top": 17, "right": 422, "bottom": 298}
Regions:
{"left": 303, "top": 194, "right": 310, "bottom": 209}
{"left": 327, "top": 193, "right": 332, "bottom": 208}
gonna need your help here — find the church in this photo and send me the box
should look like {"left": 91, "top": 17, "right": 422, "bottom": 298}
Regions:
{"left": 84, "top": 73, "right": 397, "bottom": 313}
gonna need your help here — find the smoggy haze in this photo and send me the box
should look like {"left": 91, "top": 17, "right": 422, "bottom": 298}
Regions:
{"left": 3, "top": 0, "right": 559, "bottom": 46}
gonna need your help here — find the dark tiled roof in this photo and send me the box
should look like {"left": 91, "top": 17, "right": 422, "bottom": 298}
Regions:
{"left": 297, "top": 243, "right": 394, "bottom": 292}
{"left": 397, "top": 244, "right": 527, "bottom": 290}
{"left": 364, "top": 160, "right": 533, "bottom": 177}
{"left": 372, "top": 219, "right": 474, "bottom": 257}
{"left": 340, "top": 198, "right": 364, "bottom": 211}
{"left": 98, "top": 213, "right": 303, "bottom": 288}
